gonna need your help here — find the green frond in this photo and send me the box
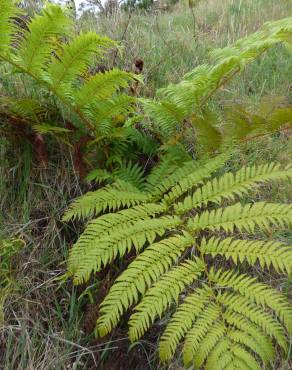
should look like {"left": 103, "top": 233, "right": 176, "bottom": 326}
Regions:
{"left": 193, "top": 321, "right": 226, "bottom": 368}
{"left": 67, "top": 202, "right": 165, "bottom": 271}
{"left": 17, "top": 5, "right": 71, "bottom": 75}
{"left": 201, "top": 237, "right": 292, "bottom": 274}
{"left": 177, "top": 163, "right": 292, "bottom": 213}
{"left": 182, "top": 303, "right": 221, "bottom": 365}
{"left": 188, "top": 202, "right": 292, "bottom": 233}
{"left": 211, "top": 269, "right": 292, "bottom": 331}
{"left": 128, "top": 259, "right": 204, "bottom": 342}
{"left": 0, "top": 0, "right": 20, "bottom": 55}
{"left": 141, "top": 98, "right": 185, "bottom": 139}
{"left": 47, "top": 33, "right": 115, "bottom": 93}
{"left": 218, "top": 292, "right": 288, "bottom": 351}
{"left": 70, "top": 215, "right": 182, "bottom": 284}
{"left": 231, "top": 344, "right": 262, "bottom": 370}
{"left": 159, "top": 287, "right": 211, "bottom": 362}
{"left": 144, "top": 145, "right": 191, "bottom": 196}
{"left": 223, "top": 311, "right": 275, "bottom": 362}
{"left": 96, "top": 233, "right": 193, "bottom": 337}
{"left": 63, "top": 183, "right": 149, "bottom": 221}
{"left": 227, "top": 329, "right": 269, "bottom": 365}
{"left": 167, "top": 152, "right": 229, "bottom": 204}
{"left": 205, "top": 339, "right": 231, "bottom": 370}
{"left": 75, "top": 69, "right": 135, "bottom": 108}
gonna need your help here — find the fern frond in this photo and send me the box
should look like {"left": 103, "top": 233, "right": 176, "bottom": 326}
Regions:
{"left": 17, "top": 5, "right": 71, "bottom": 75}
{"left": 212, "top": 269, "right": 292, "bottom": 331}
{"left": 75, "top": 69, "right": 135, "bottom": 108}
{"left": 177, "top": 163, "right": 292, "bottom": 212}
{"left": 227, "top": 329, "right": 269, "bottom": 365}
{"left": 231, "top": 344, "right": 262, "bottom": 370}
{"left": 128, "top": 259, "right": 204, "bottom": 341}
{"left": 223, "top": 311, "right": 275, "bottom": 362}
{"left": 182, "top": 303, "right": 221, "bottom": 365}
{"left": 188, "top": 202, "right": 292, "bottom": 233}
{"left": 71, "top": 215, "right": 182, "bottom": 284}
{"left": 63, "top": 183, "right": 149, "bottom": 221}
{"left": 201, "top": 237, "right": 292, "bottom": 273}
{"left": 159, "top": 286, "right": 211, "bottom": 362}
{"left": 166, "top": 152, "right": 229, "bottom": 204}
{"left": 46, "top": 33, "right": 115, "bottom": 93}
{"left": 192, "top": 321, "right": 226, "bottom": 368}
{"left": 96, "top": 233, "right": 194, "bottom": 336}
{"left": 68, "top": 202, "right": 165, "bottom": 270}
{"left": 218, "top": 292, "right": 288, "bottom": 351}
{"left": 0, "top": 0, "right": 19, "bottom": 55}
{"left": 141, "top": 98, "right": 185, "bottom": 139}
{"left": 205, "top": 339, "right": 231, "bottom": 370}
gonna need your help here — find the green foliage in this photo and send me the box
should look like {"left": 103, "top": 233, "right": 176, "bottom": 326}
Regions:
{"left": 0, "top": 1, "right": 148, "bottom": 170}
{"left": 64, "top": 153, "right": 292, "bottom": 368}
{"left": 0, "top": 238, "right": 24, "bottom": 323}
{"left": 142, "top": 17, "right": 292, "bottom": 151}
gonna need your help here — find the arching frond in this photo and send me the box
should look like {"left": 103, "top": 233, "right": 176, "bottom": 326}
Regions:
{"left": 201, "top": 237, "right": 292, "bottom": 274}
{"left": 71, "top": 215, "right": 181, "bottom": 284}
{"left": 164, "top": 152, "right": 229, "bottom": 204}
{"left": 128, "top": 259, "right": 204, "bottom": 341}
{"left": 0, "top": 0, "right": 20, "bottom": 55}
{"left": 96, "top": 233, "right": 193, "bottom": 336}
{"left": 211, "top": 269, "right": 292, "bottom": 331}
{"left": 177, "top": 163, "right": 292, "bottom": 212}
{"left": 182, "top": 303, "right": 221, "bottom": 365}
{"left": 63, "top": 183, "right": 149, "bottom": 221}
{"left": 46, "top": 33, "right": 114, "bottom": 93}
{"left": 188, "top": 202, "right": 292, "bottom": 233}
{"left": 159, "top": 286, "right": 211, "bottom": 362}
{"left": 217, "top": 292, "right": 288, "bottom": 351}
{"left": 17, "top": 5, "right": 71, "bottom": 75}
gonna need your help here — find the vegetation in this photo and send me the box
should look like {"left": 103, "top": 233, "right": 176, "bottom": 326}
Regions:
{"left": 0, "top": 0, "right": 291, "bottom": 369}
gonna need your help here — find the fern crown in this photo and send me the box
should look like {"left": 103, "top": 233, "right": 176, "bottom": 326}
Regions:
{"left": 64, "top": 153, "right": 292, "bottom": 369}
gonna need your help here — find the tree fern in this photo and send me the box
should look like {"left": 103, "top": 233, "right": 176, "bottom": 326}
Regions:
{"left": 64, "top": 153, "right": 292, "bottom": 369}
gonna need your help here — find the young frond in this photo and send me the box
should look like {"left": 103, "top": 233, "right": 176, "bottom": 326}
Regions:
{"left": 188, "top": 202, "right": 292, "bottom": 233}
{"left": 128, "top": 259, "right": 204, "bottom": 341}
{"left": 17, "top": 5, "right": 71, "bottom": 75}
{"left": 177, "top": 163, "right": 292, "bottom": 212}
{"left": 63, "top": 183, "right": 149, "bottom": 221}
{"left": 201, "top": 237, "right": 292, "bottom": 273}
{"left": 96, "top": 234, "right": 193, "bottom": 336}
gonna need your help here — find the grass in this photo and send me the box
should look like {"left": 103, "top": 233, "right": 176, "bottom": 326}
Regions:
{"left": 1, "top": 0, "right": 292, "bottom": 368}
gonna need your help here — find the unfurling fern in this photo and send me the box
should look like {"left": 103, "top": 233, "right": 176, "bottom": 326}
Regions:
{"left": 64, "top": 154, "right": 292, "bottom": 369}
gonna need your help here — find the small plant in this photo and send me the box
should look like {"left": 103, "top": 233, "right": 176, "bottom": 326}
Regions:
{"left": 64, "top": 152, "right": 292, "bottom": 369}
